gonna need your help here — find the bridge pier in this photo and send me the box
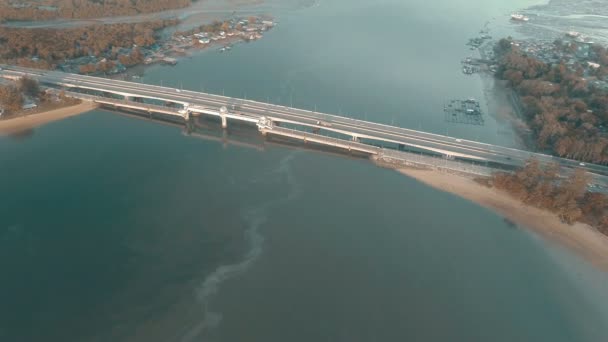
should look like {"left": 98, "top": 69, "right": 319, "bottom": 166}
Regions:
{"left": 220, "top": 106, "right": 228, "bottom": 129}
{"left": 352, "top": 136, "right": 359, "bottom": 142}
{"left": 256, "top": 117, "right": 273, "bottom": 136}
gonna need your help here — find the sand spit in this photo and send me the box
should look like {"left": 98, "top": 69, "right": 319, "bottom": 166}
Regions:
{"left": 0, "top": 101, "right": 97, "bottom": 135}
{"left": 398, "top": 168, "right": 608, "bottom": 273}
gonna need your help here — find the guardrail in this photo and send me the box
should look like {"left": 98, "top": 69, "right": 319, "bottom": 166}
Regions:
{"left": 265, "top": 126, "right": 496, "bottom": 176}
{"left": 54, "top": 90, "right": 184, "bottom": 116}
{"left": 45, "top": 89, "right": 604, "bottom": 182}
{"left": 265, "top": 126, "right": 382, "bottom": 154}
{"left": 378, "top": 149, "right": 496, "bottom": 177}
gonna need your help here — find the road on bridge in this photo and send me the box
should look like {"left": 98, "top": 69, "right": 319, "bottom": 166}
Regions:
{"left": 2, "top": 64, "right": 608, "bottom": 182}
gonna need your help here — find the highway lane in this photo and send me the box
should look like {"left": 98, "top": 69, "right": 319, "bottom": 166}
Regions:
{"left": 48, "top": 73, "right": 529, "bottom": 160}
{"left": 16, "top": 69, "right": 516, "bottom": 162}
{"left": 0, "top": 68, "right": 567, "bottom": 156}
{"left": 1, "top": 68, "right": 598, "bottom": 166}
{"left": 3, "top": 67, "right": 521, "bottom": 155}
{"left": 3, "top": 66, "right": 608, "bottom": 176}
{"left": 52, "top": 73, "right": 589, "bottom": 168}
{"left": 37, "top": 73, "right": 560, "bottom": 152}
{"left": 59, "top": 71, "right": 521, "bottom": 155}
{"left": 76, "top": 74, "right": 608, "bottom": 174}
{"left": 28, "top": 69, "right": 551, "bottom": 154}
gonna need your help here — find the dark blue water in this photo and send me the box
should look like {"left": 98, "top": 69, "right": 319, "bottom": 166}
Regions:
{"left": 2, "top": 0, "right": 608, "bottom": 341}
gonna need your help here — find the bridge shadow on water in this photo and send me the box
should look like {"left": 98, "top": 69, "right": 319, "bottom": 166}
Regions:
{"left": 99, "top": 105, "right": 373, "bottom": 162}
{"left": 1, "top": 128, "right": 35, "bottom": 141}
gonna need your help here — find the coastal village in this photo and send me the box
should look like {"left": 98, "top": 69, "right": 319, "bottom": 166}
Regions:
{"left": 463, "top": 14, "right": 608, "bottom": 89}
{"left": 453, "top": 13, "right": 608, "bottom": 130}
{"left": 514, "top": 36, "right": 608, "bottom": 91}
{"left": 455, "top": 12, "right": 608, "bottom": 169}
{"left": 169, "top": 16, "right": 275, "bottom": 57}
{"left": 58, "top": 15, "right": 275, "bottom": 75}
{"left": 466, "top": 33, "right": 605, "bottom": 78}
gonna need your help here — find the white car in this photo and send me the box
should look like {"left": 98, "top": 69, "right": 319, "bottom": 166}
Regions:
{"left": 579, "top": 162, "right": 586, "bottom": 166}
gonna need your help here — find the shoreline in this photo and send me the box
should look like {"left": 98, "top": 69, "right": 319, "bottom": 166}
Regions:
{"left": 0, "top": 101, "right": 97, "bottom": 135}
{"left": 0, "top": 0, "right": 265, "bottom": 29}
{"left": 1, "top": 4, "right": 273, "bottom": 77}
{"left": 398, "top": 167, "right": 608, "bottom": 273}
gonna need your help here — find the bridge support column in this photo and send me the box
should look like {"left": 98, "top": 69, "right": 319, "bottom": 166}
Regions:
{"left": 352, "top": 136, "right": 359, "bottom": 142}
{"left": 219, "top": 106, "right": 228, "bottom": 129}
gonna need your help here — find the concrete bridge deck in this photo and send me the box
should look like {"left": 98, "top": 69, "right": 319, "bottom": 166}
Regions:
{"left": 2, "top": 64, "right": 608, "bottom": 182}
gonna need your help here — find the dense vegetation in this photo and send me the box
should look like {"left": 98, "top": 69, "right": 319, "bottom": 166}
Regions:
{"left": 0, "top": 0, "right": 191, "bottom": 21}
{"left": 0, "top": 77, "right": 45, "bottom": 114}
{"left": 0, "top": 84, "right": 24, "bottom": 114}
{"left": 0, "top": 77, "right": 78, "bottom": 116}
{"left": 485, "top": 159, "right": 608, "bottom": 234}
{"left": 0, "top": 19, "right": 176, "bottom": 69}
{"left": 495, "top": 38, "right": 608, "bottom": 164}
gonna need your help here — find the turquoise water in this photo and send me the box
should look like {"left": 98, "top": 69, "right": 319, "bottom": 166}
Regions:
{"left": 2, "top": 0, "right": 608, "bottom": 341}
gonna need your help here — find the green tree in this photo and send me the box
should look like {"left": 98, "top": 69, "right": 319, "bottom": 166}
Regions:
{"left": 18, "top": 76, "right": 40, "bottom": 97}
{"left": 0, "top": 85, "right": 24, "bottom": 114}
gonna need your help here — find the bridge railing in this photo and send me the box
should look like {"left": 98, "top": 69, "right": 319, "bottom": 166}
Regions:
{"left": 8, "top": 66, "right": 606, "bottom": 173}
{"left": 54, "top": 90, "right": 183, "bottom": 116}
{"left": 268, "top": 126, "right": 382, "bottom": 154}
{"left": 267, "top": 126, "right": 495, "bottom": 176}
{"left": 378, "top": 149, "right": 496, "bottom": 177}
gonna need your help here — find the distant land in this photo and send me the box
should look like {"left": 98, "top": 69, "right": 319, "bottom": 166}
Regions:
{"left": 0, "top": 0, "right": 191, "bottom": 22}
{"left": 494, "top": 37, "right": 608, "bottom": 165}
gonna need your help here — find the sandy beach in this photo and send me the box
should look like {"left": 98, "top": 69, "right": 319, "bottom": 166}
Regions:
{"left": 0, "top": 101, "right": 97, "bottom": 135}
{"left": 399, "top": 168, "right": 608, "bottom": 272}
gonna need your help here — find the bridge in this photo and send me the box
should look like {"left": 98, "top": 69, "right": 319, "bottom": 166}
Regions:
{"left": 2, "top": 65, "right": 608, "bottom": 183}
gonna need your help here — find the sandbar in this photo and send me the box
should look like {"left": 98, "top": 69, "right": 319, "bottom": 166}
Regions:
{"left": 399, "top": 167, "right": 608, "bottom": 272}
{"left": 0, "top": 101, "right": 97, "bottom": 135}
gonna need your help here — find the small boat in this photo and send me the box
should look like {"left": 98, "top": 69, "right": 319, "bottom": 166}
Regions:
{"left": 510, "top": 13, "right": 530, "bottom": 22}
{"left": 566, "top": 31, "right": 581, "bottom": 38}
